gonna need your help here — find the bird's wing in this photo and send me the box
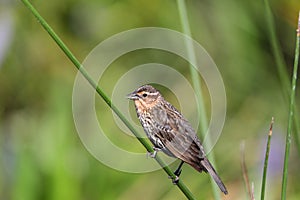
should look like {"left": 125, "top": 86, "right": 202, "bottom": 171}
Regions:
{"left": 151, "top": 102, "right": 228, "bottom": 195}
{"left": 152, "top": 102, "right": 206, "bottom": 169}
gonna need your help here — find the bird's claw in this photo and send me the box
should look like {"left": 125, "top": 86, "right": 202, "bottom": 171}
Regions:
{"left": 173, "top": 176, "right": 180, "bottom": 184}
{"left": 147, "top": 147, "right": 161, "bottom": 158}
{"left": 147, "top": 151, "right": 157, "bottom": 158}
{"left": 168, "top": 175, "right": 179, "bottom": 185}
{"left": 168, "top": 173, "right": 180, "bottom": 185}
{"left": 170, "top": 169, "right": 181, "bottom": 185}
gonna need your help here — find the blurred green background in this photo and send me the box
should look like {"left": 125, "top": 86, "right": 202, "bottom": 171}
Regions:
{"left": 1, "top": 0, "right": 300, "bottom": 199}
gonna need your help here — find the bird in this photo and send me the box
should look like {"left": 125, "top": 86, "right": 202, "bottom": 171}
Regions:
{"left": 127, "top": 84, "right": 228, "bottom": 195}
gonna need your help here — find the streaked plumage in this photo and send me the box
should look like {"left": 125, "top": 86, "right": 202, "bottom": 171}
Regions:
{"left": 127, "top": 84, "right": 228, "bottom": 195}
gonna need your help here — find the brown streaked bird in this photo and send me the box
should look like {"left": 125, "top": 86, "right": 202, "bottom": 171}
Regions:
{"left": 127, "top": 84, "right": 228, "bottom": 195}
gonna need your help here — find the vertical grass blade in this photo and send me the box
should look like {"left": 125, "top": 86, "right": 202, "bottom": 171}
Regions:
{"left": 263, "top": 0, "right": 300, "bottom": 155}
{"left": 261, "top": 117, "right": 274, "bottom": 200}
{"left": 20, "top": 0, "right": 196, "bottom": 199}
{"left": 281, "top": 12, "right": 300, "bottom": 200}
{"left": 177, "top": 0, "right": 221, "bottom": 199}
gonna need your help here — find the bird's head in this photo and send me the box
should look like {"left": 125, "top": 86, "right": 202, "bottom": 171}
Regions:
{"left": 127, "top": 85, "right": 162, "bottom": 109}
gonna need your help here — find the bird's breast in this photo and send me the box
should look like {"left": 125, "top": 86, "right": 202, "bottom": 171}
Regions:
{"left": 133, "top": 100, "right": 147, "bottom": 116}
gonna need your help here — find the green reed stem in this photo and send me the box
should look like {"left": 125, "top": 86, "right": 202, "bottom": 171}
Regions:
{"left": 261, "top": 117, "right": 274, "bottom": 200}
{"left": 177, "top": 0, "right": 221, "bottom": 199}
{"left": 263, "top": 0, "right": 300, "bottom": 156}
{"left": 281, "top": 12, "right": 300, "bottom": 200}
{"left": 20, "top": 0, "right": 196, "bottom": 199}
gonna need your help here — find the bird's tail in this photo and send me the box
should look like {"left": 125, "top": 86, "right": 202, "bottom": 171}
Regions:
{"left": 200, "top": 158, "right": 228, "bottom": 195}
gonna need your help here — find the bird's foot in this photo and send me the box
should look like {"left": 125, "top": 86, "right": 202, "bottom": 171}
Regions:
{"left": 147, "top": 151, "right": 157, "bottom": 158}
{"left": 168, "top": 175, "right": 180, "bottom": 185}
{"left": 168, "top": 170, "right": 181, "bottom": 185}
{"left": 173, "top": 176, "right": 180, "bottom": 184}
{"left": 147, "top": 147, "right": 161, "bottom": 158}
{"left": 170, "top": 168, "right": 182, "bottom": 185}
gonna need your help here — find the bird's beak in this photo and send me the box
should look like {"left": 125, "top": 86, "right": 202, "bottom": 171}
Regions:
{"left": 126, "top": 92, "right": 139, "bottom": 100}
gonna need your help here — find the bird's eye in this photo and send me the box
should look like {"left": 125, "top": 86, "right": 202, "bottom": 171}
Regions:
{"left": 142, "top": 93, "right": 148, "bottom": 97}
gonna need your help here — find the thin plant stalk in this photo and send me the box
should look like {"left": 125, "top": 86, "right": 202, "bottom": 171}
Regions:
{"left": 177, "top": 0, "right": 222, "bottom": 199}
{"left": 281, "top": 12, "right": 300, "bottom": 200}
{"left": 240, "top": 141, "right": 255, "bottom": 200}
{"left": 20, "top": 0, "right": 196, "bottom": 199}
{"left": 263, "top": 0, "right": 300, "bottom": 155}
{"left": 261, "top": 117, "right": 274, "bottom": 200}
